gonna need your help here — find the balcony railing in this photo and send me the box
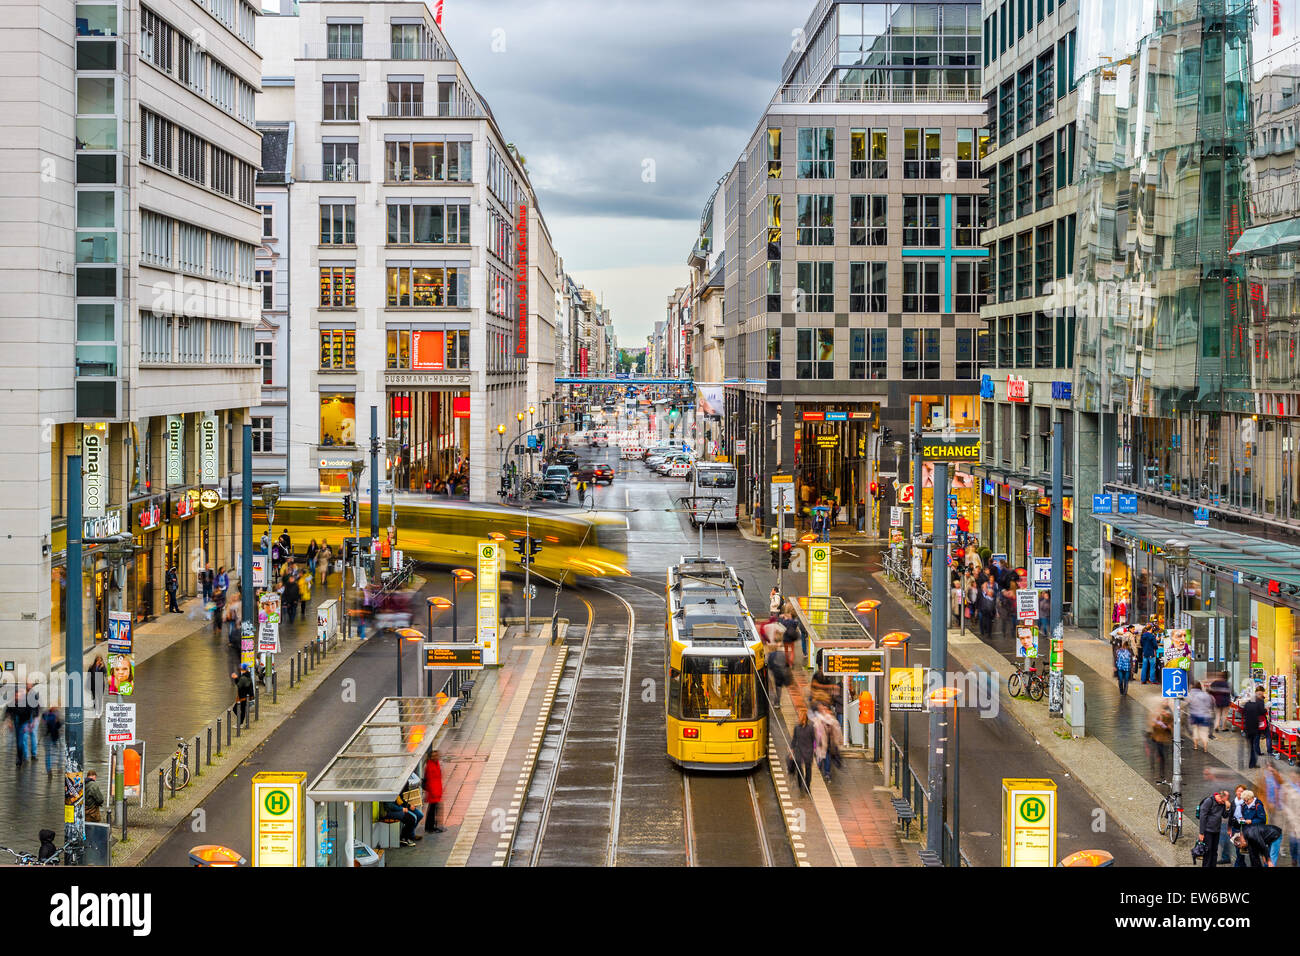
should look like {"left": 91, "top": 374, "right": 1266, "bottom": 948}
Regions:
{"left": 775, "top": 82, "right": 985, "bottom": 106}
{"left": 303, "top": 41, "right": 451, "bottom": 61}
{"left": 299, "top": 162, "right": 369, "bottom": 183}
{"left": 379, "top": 101, "right": 479, "bottom": 118}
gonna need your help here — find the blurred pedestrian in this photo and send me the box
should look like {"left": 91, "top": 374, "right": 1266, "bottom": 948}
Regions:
{"left": 319, "top": 543, "right": 332, "bottom": 586}
{"left": 298, "top": 568, "right": 312, "bottom": 622}
{"left": 232, "top": 664, "right": 254, "bottom": 725}
{"left": 87, "top": 654, "right": 107, "bottom": 712}
{"left": 1148, "top": 703, "right": 1173, "bottom": 780}
{"left": 856, "top": 498, "right": 867, "bottom": 534}
{"left": 768, "top": 587, "right": 781, "bottom": 616}
{"left": 200, "top": 562, "right": 214, "bottom": 603}
{"left": 41, "top": 706, "right": 61, "bottom": 775}
{"left": 1139, "top": 621, "right": 1159, "bottom": 684}
{"left": 1262, "top": 764, "right": 1286, "bottom": 866}
{"left": 1189, "top": 682, "right": 1214, "bottom": 751}
{"left": 84, "top": 771, "right": 104, "bottom": 823}
{"left": 1277, "top": 774, "right": 1300, "bottom": 865}
{"left": 1114, "top": 641, "right": 1133, "bottom": 696}
{"left": 1210, "top": 670, "right": 1232, "bottom": 734}
{"left": 1225, "top": 784, "right": 1247, "bottom": 865}
{"left": 423, "top": 749, "right": 445, "bottom": 833}
{"left": 284, "top": 570, "right": 301, "bottom": 625}
{"left": 1244, "top": 687, "right": 1270, "bottom": 769}
{"left": 165, "top": 565, "right": 179, "bottom": 612}
{"left": 790, "top": 709, "right": 815, "bottom": 794}
{"left": 306, "top": 539, "right": 319, "bottom": 579}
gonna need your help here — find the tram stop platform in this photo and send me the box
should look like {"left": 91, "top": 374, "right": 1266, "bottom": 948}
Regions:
{"left": 766, "top": 653, "right": 920, "bottom": 868}
{"left": 384, "top": 619, "right": 568, "bottom": 868}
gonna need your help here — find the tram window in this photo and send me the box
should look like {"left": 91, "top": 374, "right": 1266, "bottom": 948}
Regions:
{"left": 667, "top": 667, "right": 681, "bottom": 715}
{"left": 680, "top": 656, "right": 756, "bottom": 720}
{"left": 695, "top": 470, "right": 736, "bottom": 488}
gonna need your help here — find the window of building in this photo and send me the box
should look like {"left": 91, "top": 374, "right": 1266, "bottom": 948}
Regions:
{"left": 1016, "top": 65, "right": 1033, "bottom": 137}
{"left": 177, "top": 129, "right": 205, "bottom": 184}
{"left": 1054, "top": 309, "right": 1076, "bottom": 367}
{"left": 255, "top": 340, "right": 272, "bottom": 384}
{"left": 384, "top": 136, "right": 473, "bottom": 182}
{"left": 998, "top": 77, "right": 1015, "bottom": 145}
{"left": 953, "top": 259, "right": 988, "bottom": 312}
{"left": 1035, "top": 136, "right": 1055, "bottom": 210}
{"left": 796, "top": 329, "right": 834, "bottom": 380}
{"left": 849, "top": 328, "right": 887, "bottom": 380}
{"left": 177, "top": 34, "right": 203, "bottom": 94}
{"left": 903, "top": 195, "right": 940, "bottom": 246}
{"left": 767, "top": 128, "right": 782, "bottom": 178}
{"left": 176, "top": 317, "right": 205, "bottom": 364}
{"left": 323, "top": 81, "right": 358, "bottom": 122}
{"left": 141, "top": 312, "right": 171, "bottom": 363}
{"left": 998, "top": 236, "right": 1014, "bottom": 303}
{"left": 849, "top": 261, "right": 887, "bottom": 312}
{"left": 251, "top": 416, "right": 273, "bottom": 452}
{"left": 956, "top": 128, "right": 981, "bottom": 178}
{"left": 319, "top": 265, "right": 356, "bottom": 307}
{"left": 387, "top": 81, "right": 424, "bottom": 117}
{"left": 140, "top": 109, "right": 173, "bottom": 170}
{"left": 386, "top": 199, "right": 471, "bottom": 245}
{"left": 1015, "top": 313, "right": 1033, "bottom": 366}
{"left": 850, "top": 195, "right": 887, "bottom": 246}
{"left": 955, "top": 328, "right": 978, "bottom": 379}
{"left": 766, "top": 329, "right": 781, "bottom": 379}
{"left": 319, "top": 328, "right": 356, "bottom": 369}
{"left": 140, "top": 6, "right": 173, "bottom": 74}
{"left": 1036, "top": 50, "right": 1055, "bottom": 125}
{"left": 797, "top": 127, "right": 834, "bottom": 179}
{"left": 767, "top": 195, "right": 782, "bottom": 260}
{"left": 903, "top": 328, "right": 941, "bottom": 379}
{"left": 322, "top": 141, "right": 359, "bottom": 181}
{"left": 903, "top": 128, "right": 941, "bottom": 179}
{"left": 1015, "top": 230, "right": 1033, "bottom": 299}
{"left": 258, "top": 203, "right": 273, "bottom": 237}
{"left": 795, "top": 261, "right": 834, "bottom": 313}
{"left": 903, "top": 262, "right": 940, "bottom": 313}
{"left": 1054, "top": 213, "right": 1076, "bottom": 279}
{"left": 391, "top": 22, "right": 437, "bottom": 60}
{"left": 141, "top": 211, "right": 172, "bottom": 267}
{"left": 953, "top": 195, "right": 979, "bottom": 246}
{"left": 796, "top": 195, "right": 834, "bottom": 246}
{"left": 997, "top": 315, "right": 1013, "bottom": 367}
{"left": 211, "top": 147, "right": 234, "bottom": 197}
{"left": 850, "top": 129, "right": 867, "bottom": 178}
{"left": 1035, "top": 311, "right": 1053, "bottom": 368}
{"left": 319, "top": 201, "right": 355, "bottom": 244}
{"left": 1035, "top": 223, "right": 1053, "bottom": 295}
{"left": 998, "top": 158, "right": 1014, "bottom": 225}
{"left": 385, "top": 264, "right": 470, "bottom": 308}
{"left": 320, "top": 392, "right": 356, "bottom": 447}
{"left": 766, "top": 262, "right": 781, "bottom": 312}
{"left": 1016, "top": 147, "right": 1033, "bottom": 217}
{"left": 256, "top": 268, "right": 272, "bottom": 309}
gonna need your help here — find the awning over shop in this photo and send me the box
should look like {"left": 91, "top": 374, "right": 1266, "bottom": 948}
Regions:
{"left": 1229, "top": 216, "right": 1300, "bottom": 258}
{"left": 308, "top": 696, "right": 455, "bottom": 803}
{"left": 1094, "top": 511, "right": 1300, "bottom": 590}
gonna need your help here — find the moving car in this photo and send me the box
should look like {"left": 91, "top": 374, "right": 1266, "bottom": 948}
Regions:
{"left": 545, "top": 465, "right": 573, "bottom": 484}
{"left": 552, "top": 449, "right": 579, "bottom": 469}
{"left": 537, "top": 478, "right": 571, "bottom": 501}
{"left": 575, "top": 462, "right": 614, "bottom": 485}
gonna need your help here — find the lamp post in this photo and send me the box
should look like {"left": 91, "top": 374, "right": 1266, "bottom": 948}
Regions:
{"left": 929, "top": 684, "right": 961, "bottom": 866}
{"left": 496, "top": 423, "right": 507, "bottom": 498}
{"left": 346, "top": 459, "right": 365, "bottom": 639}
{"left": 881, "top": 630, "right": 912, "bottom": 801}
{"left": 385, "top": 437, "right": 400, "bottom": 568}
{"left": 394, "top": 627, "right": 424, "bottom": 697}
{"left": 259, "top": 483, "right": 280, "bottom": 694}
{"left": 1017, "top": 487, "right": 1039, "bottom": 569}
{"left": 854, "top": 599, "right": 881, "bottom": 640}
{"left": 1165, "top": 539, "right": 1192, "bottom": 805}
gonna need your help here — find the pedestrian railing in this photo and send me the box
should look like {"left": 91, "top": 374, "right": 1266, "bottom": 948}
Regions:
{"left": 881, "top": 548, "right": 933, "bottom": 610}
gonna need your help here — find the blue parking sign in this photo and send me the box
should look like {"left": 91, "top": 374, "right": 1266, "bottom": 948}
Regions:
{"left": 1162, "top": 667, "right": 1188, "bottom": 699}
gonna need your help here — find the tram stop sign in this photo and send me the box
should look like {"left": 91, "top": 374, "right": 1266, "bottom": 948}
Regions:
{"left": 251, "top": 772, "right": 306, "bottom": 867}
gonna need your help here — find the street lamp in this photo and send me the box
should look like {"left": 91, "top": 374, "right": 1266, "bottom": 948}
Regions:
{"left": 1164, "top": 538, "right": 1192, "bottom": 811}
{"left": 928, "top": 684, "right": 962, "bottom": 866}
{"left": 497, "top": 424, "right": 507, "bottom": 499}
{"left": 880, "top": 630, "right": 913, "bottom": 799}
{"left": 394, "top": 627, "right": 424, "bottom": 697}
{"left": 345, "top": 459, "right": 365, "bottom": 639}
{"left": 854, "top": 598, "right": 881, "bottom": 639}
{"left": 261, "top": 483, "right": 280, "bottom": 579}
{"left": 1017, "top": 487, "right": 1039, "bottom": 567}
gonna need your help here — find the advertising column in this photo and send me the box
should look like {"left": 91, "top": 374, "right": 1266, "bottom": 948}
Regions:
{"left": 477, "top": 541, "right": 500, "bottom": 665}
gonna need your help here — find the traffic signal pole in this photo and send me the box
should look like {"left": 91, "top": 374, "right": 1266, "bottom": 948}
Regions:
{"left": 369, "top": 406, "right": 380, "bottom": 577}
{"left": 927, "top": 460, "right": 949, "bottom": 861}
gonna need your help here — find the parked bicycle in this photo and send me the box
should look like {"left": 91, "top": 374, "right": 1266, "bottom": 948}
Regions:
{"left": 1155, "top": 779, "right": 1183, "bottom": 844}
{"left": 1007, "top": 658, "right": 1045, "bottom": 701}
{"left": 164, "top": 736, "right": 191, "bottom": 791}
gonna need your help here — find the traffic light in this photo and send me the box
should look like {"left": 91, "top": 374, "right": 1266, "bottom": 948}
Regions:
{"left": 529, "top": 538, "right": 543, "bottom": 558}
{"left": 513, "top": 538, "right": 527, "bottom": 559}
{"left": 881, "top": 426, "right": 893, "bottom": 445}
{"left": 342, "top": 495, "right": 353, "bottom": 521}
{"left": 779, "top": 541, "right": 792, "bottom": 569}
{"left": 869, "top": 480, "right": 879, "bottom": 499}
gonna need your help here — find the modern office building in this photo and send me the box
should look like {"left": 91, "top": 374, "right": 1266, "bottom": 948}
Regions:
{"left": 257, "top": 0, "right": 554, "bottom": 503}
{"left": 1074, "top": 0, "right": 1300, "bottom": 701}
{"left": 719, "top": 0, "right": 989, "bottom": 530}
{"left": 1, "top": 0, "right": 263, "bottom": 673}
{"left": 970, "top": 0, "right": 1085, "bottom": 616}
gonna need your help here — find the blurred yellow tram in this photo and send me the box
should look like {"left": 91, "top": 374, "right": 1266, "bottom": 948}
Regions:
{"left": 252, "top": 496, "right": 628, "bottom": 580}
{"left": 665, "top": 556, "right": 767, "bottom": 770}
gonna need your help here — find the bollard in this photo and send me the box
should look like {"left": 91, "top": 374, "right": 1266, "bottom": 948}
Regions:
{"left": 235, "top": 707, "right": 242, "bottom": 737}
{"left": 157, "top": 769, "right": 165, "bottom": 810}
{"left": 226, "top": 711, "right": 232, "bottom": 747}
{"left": 290, "top": 657, "right": 295, "bottom": 689}
{"left": 255, "top": 691, "right": 260, "bottom": 722}
{"left": 272, "top": 669, "right": 278, "bottom": 705}
{"left": 194, "top": 736, "right": 201, "bottom": 777}
{"left": 169, "top": 756, "right": 176, "bottom": 798}
{"left": 216, "top": 718, "right": 223, "bottom": 756}
{"left": 121, "top": 800, "right": 127, "bottom": 843}
{"left": 207, "top": 727, "right": 212, "bottom": 766}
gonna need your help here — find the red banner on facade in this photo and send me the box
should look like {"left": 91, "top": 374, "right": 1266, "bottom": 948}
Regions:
{"left": 515, "top": 202, "right": 529, "bottom": 356}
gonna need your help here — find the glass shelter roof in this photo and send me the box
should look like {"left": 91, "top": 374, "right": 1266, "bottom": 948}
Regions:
{"left": 308, "top": 696, "right": 449, "bottom": 803}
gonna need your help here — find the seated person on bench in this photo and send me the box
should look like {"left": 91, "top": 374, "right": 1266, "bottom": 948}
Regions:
{"left": 380, "top": 794, "right": 423, "bottom": 846}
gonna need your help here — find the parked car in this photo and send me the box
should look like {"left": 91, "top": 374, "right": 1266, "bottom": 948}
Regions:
{"left": 552, "top": 449, "right": 579, "bottom": 469}
{"left": 545, "top": 465, "right": 572, "bottom": 484}
{"left": 537, "top": 478, "right": 571, "bottom": 501}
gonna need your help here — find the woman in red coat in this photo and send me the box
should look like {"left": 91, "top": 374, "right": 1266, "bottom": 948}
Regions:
{"left": 423, "top": 750, "right": 445, "bottom": 833}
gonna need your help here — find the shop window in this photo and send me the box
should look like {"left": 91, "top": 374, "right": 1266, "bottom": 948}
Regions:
{"left": 319, "top": 392, "right": 356, "bottom": 446}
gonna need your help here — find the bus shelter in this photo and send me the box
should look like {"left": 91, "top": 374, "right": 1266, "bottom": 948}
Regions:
{"left": 307, "top": 695, "right": 457, "bottom": 867}
{"left": 793, "top": 596, "right": 890, "bottom": 753}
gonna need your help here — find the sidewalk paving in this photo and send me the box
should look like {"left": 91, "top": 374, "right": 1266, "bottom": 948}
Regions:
{"left": 0, "top": 572, "right": 359, "bottom": 858}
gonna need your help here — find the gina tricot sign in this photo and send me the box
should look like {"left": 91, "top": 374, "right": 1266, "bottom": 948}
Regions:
{"left": 83, "top": 430, "right": 106, "bottom": 518}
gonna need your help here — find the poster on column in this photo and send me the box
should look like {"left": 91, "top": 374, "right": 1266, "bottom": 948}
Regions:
{"left": 477, "top": 541, "right": 500, "bottom": 665}
{"left": 258, "top": 592, "right": 281, "bottom": 653}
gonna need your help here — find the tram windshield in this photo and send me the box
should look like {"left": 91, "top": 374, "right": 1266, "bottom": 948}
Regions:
{"left": 694, "top": 469, "right": 736, "bottom": 489}
{"left": 681, "top": 655, "right": 757, "bottom": 720}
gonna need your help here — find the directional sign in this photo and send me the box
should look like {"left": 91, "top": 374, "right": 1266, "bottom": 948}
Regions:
{"left": 770, "top": 475, "right": 795, "bottom": 515}
{"left": 820, "top": 648, "right": 884, "bottom": 676}
{"left": 104, "top": 702, "right": 135, "bottom": 744}
{"left": 1031, "top": 557, "right": 1052, "bottom": 589}
{"left": 251, "top": 772, "right": 306, "bottom": 867}
{"left": 1162, "top": 666, "right": 1188, "bottom": 699}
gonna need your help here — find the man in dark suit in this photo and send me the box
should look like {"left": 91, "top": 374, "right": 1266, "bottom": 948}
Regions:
{"left": 1242, "top": 687, "right": 1270, "bottom": 769}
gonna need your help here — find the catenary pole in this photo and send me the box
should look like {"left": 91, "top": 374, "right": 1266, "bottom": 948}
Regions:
{"left": 927, "top": 460, "right": 949, "bottom": 859}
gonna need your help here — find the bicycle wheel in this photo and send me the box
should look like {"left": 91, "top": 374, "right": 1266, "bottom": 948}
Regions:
{"left": 1007, "top": 672, "right": 1022, "bottom": 698}
{"left": 1156, "top": 798, "right": 1169, "bottom": 835}
{"left": 1169, "top": 811, "right": 1182, "bottom": 845}
{"left": 1027, "top": 676, "right": 1045, "bottom": 701}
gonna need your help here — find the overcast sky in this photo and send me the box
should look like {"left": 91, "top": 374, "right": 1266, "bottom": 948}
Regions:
{"left": 436, "top": 0, "right": 802, "bottom": 346}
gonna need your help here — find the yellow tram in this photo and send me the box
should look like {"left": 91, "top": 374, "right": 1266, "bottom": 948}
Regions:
{"left": 665, "top": 556, "right": 768, "bottom": 770}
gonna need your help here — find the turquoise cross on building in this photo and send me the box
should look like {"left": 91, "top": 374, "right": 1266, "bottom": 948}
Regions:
{"left": 900, "top": 194, "right": 988, "bottom": 313}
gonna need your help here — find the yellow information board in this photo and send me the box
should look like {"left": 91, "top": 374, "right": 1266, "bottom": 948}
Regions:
{"left": 809, "top": 544, "right": 831, "bottom": 598}
{"left": 477, "top": 541, "right": 500, "bottom": 665}
{"left": 889, "top": 666, "right": 926, "bottom": 711}
{"left": 251, "top": 771, "right": 306, "bottom": 867}
{"left": 1001, "top": 778, "right": 1057, "bottom": 867}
